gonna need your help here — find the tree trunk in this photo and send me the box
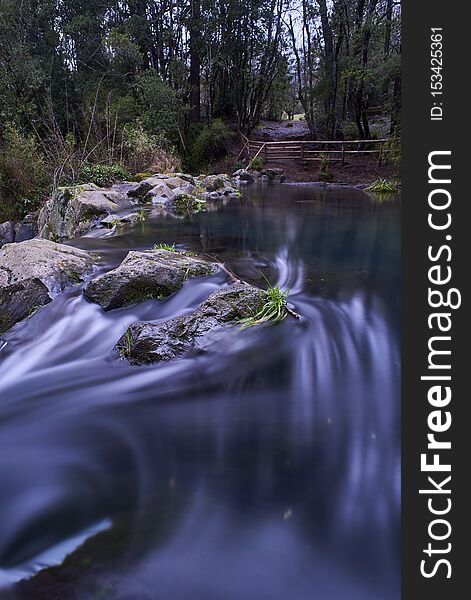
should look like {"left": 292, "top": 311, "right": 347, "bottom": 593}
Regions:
{"left": 189, "top": 0, "right": 201, "bottom": 122}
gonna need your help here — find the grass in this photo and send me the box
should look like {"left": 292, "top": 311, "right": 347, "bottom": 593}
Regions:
{"left": 240, "top": 285, "right": 289, "bottom": 329}
{"left": 118, "top": 326, "right": 133, "bottom": 359}
{"left": 366, "top": 178, "right": 399, "bottom": 194}
{"left": 153, "top": 243, "right": 177, "bottom": 252}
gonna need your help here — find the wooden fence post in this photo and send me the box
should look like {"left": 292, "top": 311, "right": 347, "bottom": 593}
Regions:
{"left": 341, "top": 143, "right": 345, "bottom": 166}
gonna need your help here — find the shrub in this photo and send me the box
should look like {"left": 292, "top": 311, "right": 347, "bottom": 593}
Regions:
{"left": 188, "top": 119, "right": 234, "bottom": 172}
{"left": 135, "top": 74, "right": 182, "bottom": 145}
{"left": 248, "top": 156, "right": 264, "bottom": 171}
{"left": 383, "top": 136, "right": 401, "bottom": 171}
{"left": 341, "top": 121, "right": 360, "bottom": 141}
{"left": 317, "top": 153, "right": 333, "bottom": 182}
{"left": 122, "top": 123, "right": 180, "bottom": 173}
{"left": 79, "top": 163, "right": 129, "bottom": 187}
{"left": 0, "top": 123, "right": 48, "bottom": 219}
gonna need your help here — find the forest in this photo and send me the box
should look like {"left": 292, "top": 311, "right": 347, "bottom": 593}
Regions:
{"left": 0, "top": 0, "right": 401, "bottom": 220}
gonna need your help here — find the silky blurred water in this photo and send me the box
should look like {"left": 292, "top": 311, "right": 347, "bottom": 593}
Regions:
{"left": 0, "top": 185, "right": 400, "bottom": 599}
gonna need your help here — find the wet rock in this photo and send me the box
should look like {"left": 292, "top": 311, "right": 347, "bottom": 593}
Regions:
{"left": 144, "top": 182, "right": 176, "bottom": 204}
{"left": 115, "top": 283, "right": 266, "bottom": 364}
{"left": 199, "top": 174, "right": 238, "bottom": 197}
{"left": 0, "top": 239, "right": 95, "bottom": 332}
{"left": 38, "top": 184, "right": 131, "bottom": 241}
{"left": 261, "top": 168, "right": 285, "bottom": 183}
{"left": 0, "top": 221, "right": 15, "bottom": 247}
{"left": 128, "top": 175, "right": 176, "bottom": 200}
{"left": 233, "top": 168, "right": 285, "bottom": 185}
{"left": 0, "top": 279, "right": 51, "bottom": 334}
{"left": 0, "top": 238, "right": 94, "bottom": 292}
{"left": 84, "top": 249, "right": 217, "bottom": 311}
{"left": 14, "top": 214, "right": 38, "bottom": 242}
{"left": 233, "top": 169, "right": 255, "bottom": 183}
{"left": 100, "top": 212, "right": 144, "bottom": 228}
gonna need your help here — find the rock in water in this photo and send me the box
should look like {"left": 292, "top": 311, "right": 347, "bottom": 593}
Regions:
{"left": 115, "top": 284, "right": 266, "bottom": 364}
{"left": 83, "top": 250, "right": 217, "bottom": 311}
{"left": 0, "top": 239, "right": 95, "bottom": 332}
{"left": 38, "top": 184, "right": 131, "bottom": 241}
{"left": 0, "top": 279, "right": 51, "bottom": 334}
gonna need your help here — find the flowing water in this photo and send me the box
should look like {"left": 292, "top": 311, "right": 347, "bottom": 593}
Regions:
{"left": 0, "top": 184, "right": 400, "bottom": 599}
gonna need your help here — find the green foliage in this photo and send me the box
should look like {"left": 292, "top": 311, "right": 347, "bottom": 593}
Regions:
{"left": 0, "top": 123, "right": 48, "bottom": 218}
{"left": 383, "top": 136, "right": 401, "bottom": 171}
{"left": 134, "top": 74, "right": 182, "bottom": 145}
{"left": 317, "top": 153, "right": 333, "bottom": 182}
{"left": 342, "top": 122, "right": 361, "bottom": 141}
{"left": 240, "top": 286, "right": 289, "bottom": 329}
{"left": 366, "top": 179, "right": 399, "bottom": 194}
{"left": 173, "top": 194, "right": 206, "bottom": 215}
{"left": 131, "top": 172, "right": 154, "bottom": 182}
{"left": 122, "top": 123, "right": 180, "bottom": 173}
{"left": 153, "top": 243, "right": 177, "bottom": 252}
{"left": 79, "top": 163, "right": 129, "bottom": 188}
{"left": 248, "top": 156, "right": 264, "bottom": 171}
{"left": 188, "top": 119, "right": 234, "bottom": 172}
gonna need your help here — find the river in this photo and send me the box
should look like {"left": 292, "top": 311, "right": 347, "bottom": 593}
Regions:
{"left": 0, "top": 184, "right": 400, "bottom": 599}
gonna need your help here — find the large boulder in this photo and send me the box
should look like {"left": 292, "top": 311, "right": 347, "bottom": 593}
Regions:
{"left": 0, "top": 279, "right": 51, "bottom": 334}
{"left": 14, "top": 213, "right": 38, "bottom": 242}
{"left": 83, "top": 249, "right": 217, "bottom": 311}
{"left": 38, "top": 184, "right": 131, "bottom": 241}
{"left": 115, "top": 283, "right": 266, "bottom": 364}
{"left": 199, "top": 174, "right": 238, "bottom": 197}
{"left": 0, "top": 239, "right": 95, "bottom": 332}
{"left": 128, "top": 175, "right": 176, "bottom": 200}
{"left": 233, "top": 169, "right": 255, "bottom": 184}
{"left": 0, "top": 221, "right": 15, "bottom": 247}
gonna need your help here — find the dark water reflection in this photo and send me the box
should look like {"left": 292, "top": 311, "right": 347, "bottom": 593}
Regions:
{"left": 0, "top": 185, "right": 400, "bottom": 599}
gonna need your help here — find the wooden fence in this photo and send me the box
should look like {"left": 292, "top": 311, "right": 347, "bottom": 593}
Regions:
{"left": 239, "top": 134, "right": 390, "bottom": 167}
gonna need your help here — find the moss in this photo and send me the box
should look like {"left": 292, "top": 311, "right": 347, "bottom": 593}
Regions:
{"left": 67, "top": 271, "right": 83, "bottom": 285}
{"left": 130, "top": 172, "right": 154, "bottom": 182}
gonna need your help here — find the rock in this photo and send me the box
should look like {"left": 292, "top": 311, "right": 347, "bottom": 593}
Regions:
{"left": 14, "top": 214, "right": 38, "bottom": 242}
{"left": 172, "top": 183, "right": 198, "bottom": 197}
{"left": 143, "top": 182, "right": 176, "bottom": 204}
{"left": 0, "top": 239, "right": 95, "bottom": 332}
{"left": 174, "top": 173, "right": 196, "bottom": 184}
{"left": 83, "top": 249, "right": 217, "bottom": 311}
{"left": 0, "top": 238, "right": 94, "bottom": 293}
{"left": 0, "top": 279, "right": 51, "bottom": 334}
{"left": 115, "top": 283, "right": 266, "bottom": 364}
{"left": 0, "top": 221, "right": 15, "bottom": 247}
{"left": 233, "top": 169, "right": 255, "bottom": 183}
{"left": 127, "top": 175, "right": 174, "bottom": 199}
{"left": 100, "top": 212, "right": 143, "bottom": 228}
{"left": 199, "top": 174, "right": 237, "bottom": 196}
{"left": 261, "top": 168, "right": 285, "bottom": 183}
{"left": 37, "top": 184, "right": 130, "bottom": 241}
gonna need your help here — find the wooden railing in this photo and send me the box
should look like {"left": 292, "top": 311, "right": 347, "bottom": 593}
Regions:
{"left": 239, "top": 134, "right": 389, "bottom": 167}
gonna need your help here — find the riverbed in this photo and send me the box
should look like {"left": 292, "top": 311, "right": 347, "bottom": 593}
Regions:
{"left": 0, "top": 184, "right": 400, "bottom": 599}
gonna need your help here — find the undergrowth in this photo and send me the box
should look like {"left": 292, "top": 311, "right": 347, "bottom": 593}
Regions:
{"left": 366, "top": 178, "right": 399, "bottom": 194}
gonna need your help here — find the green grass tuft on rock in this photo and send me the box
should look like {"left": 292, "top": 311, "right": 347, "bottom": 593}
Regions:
{"left": 153, "top": 243, "right": 177, "bottom": 252}
{"left": 240, "top": 285, "right": 289, "bottom": 329}
{"left": 366, "top": 178, "right": 399, "bottom": 194}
